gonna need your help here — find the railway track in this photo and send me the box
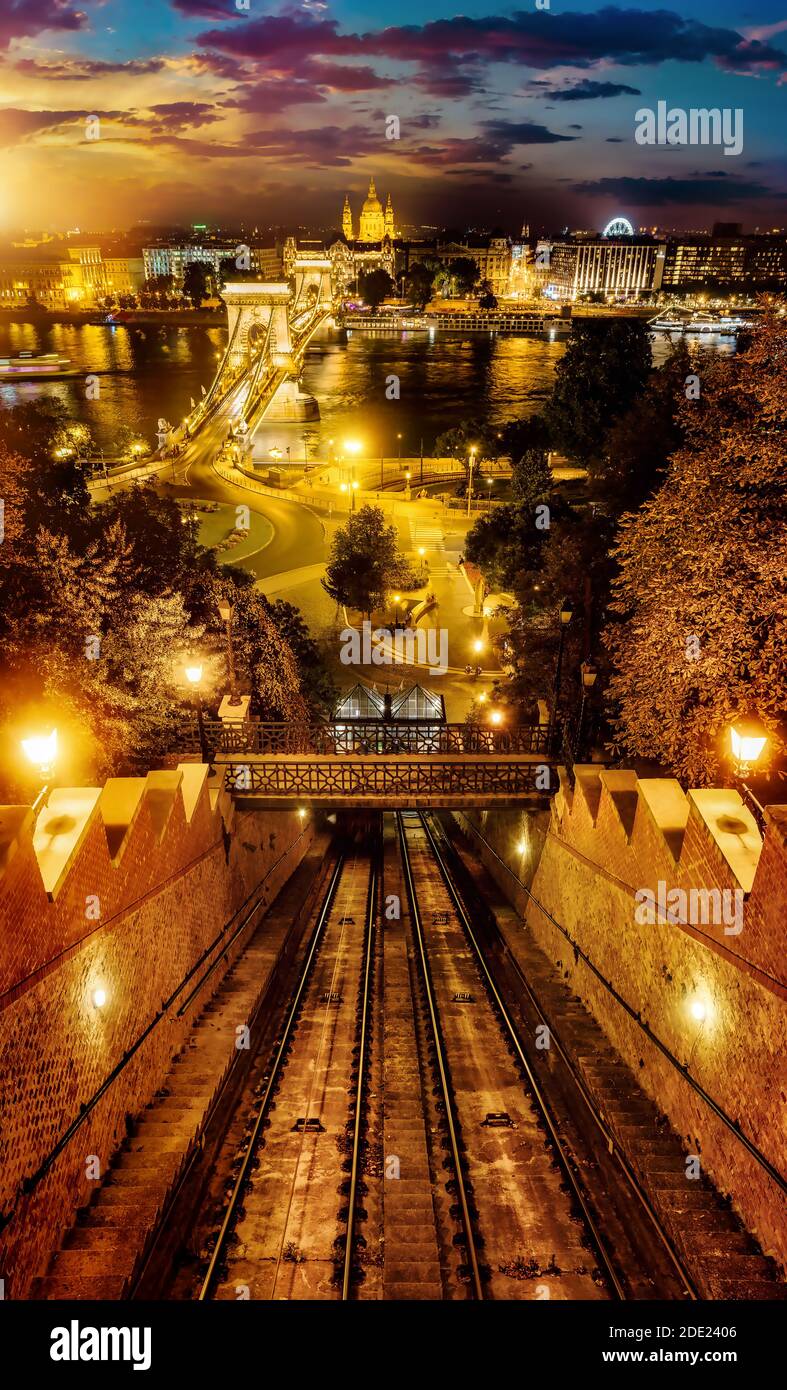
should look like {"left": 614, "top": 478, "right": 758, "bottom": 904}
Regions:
{"left": 155, "top": 810, "right": 697, "bottom": 1301}
{"left": 403, "top": 808, "right": 697, "bottom": 1301}
{"left": 196, "top": 836, "right": 378, "bottom": 1301}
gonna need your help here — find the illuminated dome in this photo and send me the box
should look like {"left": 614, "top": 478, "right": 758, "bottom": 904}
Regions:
{"left": 603, "top": 216, "right": 634, "bottom": 237}
{"left": 358, "top": 178, "right": 385, "bottom": 242}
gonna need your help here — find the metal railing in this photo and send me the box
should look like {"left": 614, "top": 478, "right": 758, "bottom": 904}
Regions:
{"left": 223, "top": 757, "right": 550, "bottom": 800}
{"left": 172, "top": 716, "right": 551, "bottom": 757}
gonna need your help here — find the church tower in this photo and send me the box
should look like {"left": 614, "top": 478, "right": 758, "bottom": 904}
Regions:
{"left": 384, "top": 193, "right": 396, "bottom": 240}
{"left": 358, "top": 177, "right": 385, "bottom": 242}
{"left": 342, "top": 194, "right": 354, "bottom": 241}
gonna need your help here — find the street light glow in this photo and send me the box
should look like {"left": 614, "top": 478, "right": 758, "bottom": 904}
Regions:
{"left": 489, "top": 709, "right": 504, "bottom": 726}
{"left": 729, "top": 718, "right": 768, "bottom": 768}
{"left": 92, "top": 987, "right": 107, "bottom": 1009}
{"left": 184, "top": 664, "right": 203, "bottom": 685}
{"left": 690, "top": 999, "right": 707, "bottom": 1023}
{"left": 22, "top": 729, "right": 58, "bottom": 773}
{"left": 344, "top": 438, "right": 362, "bottom": 455}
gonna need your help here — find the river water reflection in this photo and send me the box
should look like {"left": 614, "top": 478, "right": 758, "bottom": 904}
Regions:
{"left": 0, "top": 318, "right": 734, "bottom": 457}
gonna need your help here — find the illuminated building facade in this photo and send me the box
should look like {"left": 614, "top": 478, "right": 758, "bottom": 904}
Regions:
{"left": 0, "top": 247, "right": 144, "bottom": 308}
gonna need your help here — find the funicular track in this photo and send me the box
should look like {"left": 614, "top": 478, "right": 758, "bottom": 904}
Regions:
{"left": 193, "top": 833, "right": 379, "bottom": 1301}
{"left": 395, "top": 810, "right": 698, "bottom": 1301}
{"left": 405, "top": 809, "right": 698, "bottom": 1301}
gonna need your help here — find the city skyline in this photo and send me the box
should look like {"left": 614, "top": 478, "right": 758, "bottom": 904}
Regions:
{"left": 1, "top": 2, "right": 786, "bottom": 233}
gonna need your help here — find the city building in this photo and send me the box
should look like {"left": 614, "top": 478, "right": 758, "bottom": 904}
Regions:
{"left": 142, "top": 242, "right": 236, "bottom": 285}
{"left": 535, "top": 221, "right": 787, "bottom": 302}
{"left": 540, "top": 233, "right": 664, "bottom": 302}
{"left": 660, "top": 227, "right": 787, "bottom": 293}
{"left": 0, "top": 246, "right": 144, "bottom": 309}
{"left": 341, "top": 179, "right": 398, "bottom": 244}
{"left": 405, "top": 236, "right": 512, "bottom": 297}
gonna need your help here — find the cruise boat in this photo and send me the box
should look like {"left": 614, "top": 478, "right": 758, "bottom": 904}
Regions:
{"left": 0, "top": 351, "right": 72, "bottom": 378}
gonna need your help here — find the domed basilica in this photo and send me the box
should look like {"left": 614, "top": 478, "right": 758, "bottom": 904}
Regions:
{"left": 342, "top": 178, "right": 397, "bottom": 244}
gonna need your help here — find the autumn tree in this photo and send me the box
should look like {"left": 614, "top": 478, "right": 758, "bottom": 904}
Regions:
{"left": 546, "top": 320, "right": 652, "bottom": 463}
{"left": 604, "top": 312, "right": 787, "bottom": 784}
{"left": 323, "top": 504, "right": 415, "bottom": 618}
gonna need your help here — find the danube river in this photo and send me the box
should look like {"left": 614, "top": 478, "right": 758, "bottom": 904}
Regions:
{"left": 0, "top": 318, "right": 735, "bottom": 457}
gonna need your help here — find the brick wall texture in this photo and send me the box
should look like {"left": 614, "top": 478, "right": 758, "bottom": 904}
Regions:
{"left": 462, "top": 775, "right": 787, "bottom": 1272}
{"left": 0, "top": 770, "right": 313, "bottom": 1298}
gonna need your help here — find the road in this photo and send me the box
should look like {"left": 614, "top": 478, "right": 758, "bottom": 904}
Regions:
{"left": 94, "top": 379, "right": 328, "bottom": 584}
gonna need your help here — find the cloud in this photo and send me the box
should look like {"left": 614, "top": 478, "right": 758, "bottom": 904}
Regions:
{"left": 482, "top": 119, "right": 577, "bottom": 145}
{"left": 195, "top": 9, "right": 787, "bottom": 78}
{"left": 572, "top": 175, "right": 778, "bottom": 206}
{"left": 0, "top": 0, "right": 87, "bottom": 52}
{"left": 14, "top": 56, "right": 167, "bottom": 79}
{"left": 537, "top": 79, "right": 641, "bottom": 101}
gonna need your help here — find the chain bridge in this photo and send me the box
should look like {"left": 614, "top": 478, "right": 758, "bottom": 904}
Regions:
{"left": 187, "top": 255, "right": 334, "bottom": 446}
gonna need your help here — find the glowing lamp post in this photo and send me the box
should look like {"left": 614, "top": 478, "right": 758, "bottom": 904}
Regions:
{"left": 547, "top": 597, "right": 573, "bottom": 755}
{"left": 729, "top": 715, "right": 769, "bottom": 827}
{"left": 577, "top": 659, "right": 598, "bottom": 760}
{"left": 185, "top": 664, "right": 208, "bottom": 763}
{"left": 217, "top": 600, "right": 238, "bottom": 702}
{"left": 729, "top": 717, "right": 768, "bottom": 778}
{"left": 22, "top": 729, "right": 58, "bottom": 809}
{"left": 466, "top": 445, "right": 478, "bottom": 518}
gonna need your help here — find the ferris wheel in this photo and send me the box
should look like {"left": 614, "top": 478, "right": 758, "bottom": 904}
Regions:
{"left": 603, "top": 216, "right": 634, "bottom": 237}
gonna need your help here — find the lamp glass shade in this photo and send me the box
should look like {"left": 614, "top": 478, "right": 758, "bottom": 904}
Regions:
{"left": 185, "top": 665, "right": 203, "bottom": 685}
{"left": 581, "top": 661, "right": 598, "bottom": 688}
{"left": 559, "top": 597, "right": 573, "bottom": 625}
{"left": 730, "top": 721, "right": 767, "bottom": 765}
{"left": 22, "top": 729, "right": 57, "bottom": 770}
{"left": 218, "top": 601, "right": 231, "bottom": 622}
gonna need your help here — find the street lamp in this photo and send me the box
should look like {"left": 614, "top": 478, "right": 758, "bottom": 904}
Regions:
{"left": 577, "top": 658, "right": 598, "bottom": 760}
{"left": 466, "top": 445, "right": 478, "bottom": 518}
{"left": 489, "top": 708, "right": 504, "bottom": 728}
{"left": 397, "top": 432, "right": 403, "bottom": 459}
{"left": 22, "top": 730, "right": 58, "bottom": 808}
{"left": 184, "top": 664, "right": 208, "bottom": 763}
{"left": 547, "top": 597, "right": 573, "bottom": 754}
{"left": 729, "top": 714, "right": 769, "bottom": 826}
{"left": 418, "top": 545, "right": 426, "bottom": 580}
{"left": 486, "top": 477, "right": 493, "bottom": 512}
{"left": 217, "top": 599, "right": 238, "bottom": 702}
{"left": 351, "top": 478, "right": 359, "bottom": 511}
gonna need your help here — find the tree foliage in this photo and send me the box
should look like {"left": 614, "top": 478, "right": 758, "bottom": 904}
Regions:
{"left": 604, "top": 312, "right": 787, "bottom": 784}
{"left": 322, "top": 504, "right": 415, "bottom": 618}
{"left": 359, "top": 267, "right": 393, "bottom": 308}
{"left": 546, "top": 320, "right": 652, "bottom": 463}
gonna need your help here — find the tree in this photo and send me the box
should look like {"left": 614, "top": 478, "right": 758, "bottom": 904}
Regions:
{"left": 546, "top": 320, "right": 652, "bottom": 463}
{"left": 360, "top": 268, "right": 393, "bottom": 308}
{"left": 434, "top": 419, "right": 499, "bottom": 469}
{"left": 511, "top": 449, "right": 551, "bottom": 506}
{"left": 322, "top": 504, "right": 415, "bottom": 618}
{"left": 596, "top": 340, "right": 691, "bottom": 510}
{"left": 435, "top": 256, "right": 479, "bottom": 297}
{"left": 478, "top": 278, "right": 498, "bottom": 309}
{"left": 604, "top": 312, "right": 787, "bottom": 785}
{"left": 182, "top": 261, "right": 211, "bottom": 306}
{"left": 404, "top": 262, "right": 436, "bottom": 310}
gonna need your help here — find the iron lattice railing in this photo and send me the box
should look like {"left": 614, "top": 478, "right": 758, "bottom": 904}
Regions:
{"left": 223, "top": 758, "right": 549, "bottom": 799}
{"left": 172, "top": 717, "right": 551, "bottom": 757}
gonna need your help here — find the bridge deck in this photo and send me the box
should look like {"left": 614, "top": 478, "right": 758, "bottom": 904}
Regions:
{"left": 222, "top": 753, "right": 555, "bottom": 808}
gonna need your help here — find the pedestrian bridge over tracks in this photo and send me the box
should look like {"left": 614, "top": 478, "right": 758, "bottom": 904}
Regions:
{"left": 173, "top": 719, "right": 559, "bottom": 808}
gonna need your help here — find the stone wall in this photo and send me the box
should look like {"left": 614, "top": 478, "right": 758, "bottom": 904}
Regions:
{"left": 459, "top": 769, "right": 787, "bottom": 1271}
{"left": 0, "top": 766, "right": 313, "bottom": 1298}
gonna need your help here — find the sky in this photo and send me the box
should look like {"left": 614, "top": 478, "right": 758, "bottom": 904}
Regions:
{"left": 0, "top": 0, "right": 785, "bottom": 234}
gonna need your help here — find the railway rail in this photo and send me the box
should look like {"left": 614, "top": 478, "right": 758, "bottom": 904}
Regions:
{"left": 149, "top": 811, "right": 700, "bottom": 1301}
{"left": 196, "top": 838, "right": 378, "bottom": 1301}
{"left": 419, "top": 809, "right": 698, "bottom": 1299}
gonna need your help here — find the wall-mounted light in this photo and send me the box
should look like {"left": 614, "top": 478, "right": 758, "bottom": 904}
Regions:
{"left": 92, "top": 987, "right": 107, "bottom": 1010}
